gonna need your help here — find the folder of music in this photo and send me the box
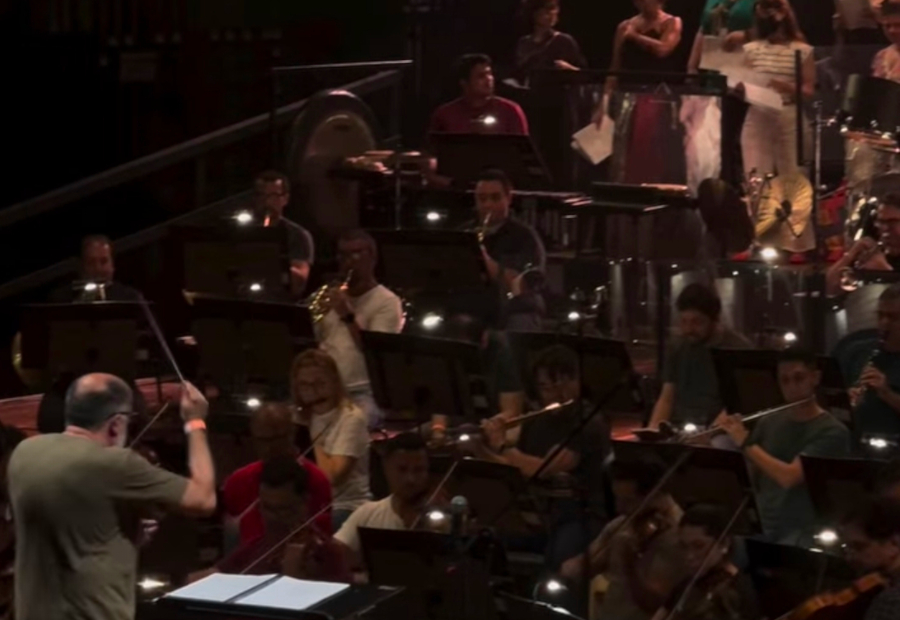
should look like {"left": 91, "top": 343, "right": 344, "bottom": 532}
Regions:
{"left": 163, "top": 573, "right": 349, "bottom": 612}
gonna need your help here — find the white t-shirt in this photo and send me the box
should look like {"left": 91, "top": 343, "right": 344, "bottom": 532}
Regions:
{"left": 310, "top": 403, "right": 371, "bottom": 511}
{"left": 316, "top": 284, "right": 404, "bottom": 390}
{"left": 333, "top": 496, "right": 405, "bottom": 553}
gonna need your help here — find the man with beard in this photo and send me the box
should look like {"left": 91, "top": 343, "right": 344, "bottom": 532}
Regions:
{"left": 8, "top": 374, "right": 216, "bottom": 620}
{"left": 648, "top": 283, "right": 752, "bottom": 430}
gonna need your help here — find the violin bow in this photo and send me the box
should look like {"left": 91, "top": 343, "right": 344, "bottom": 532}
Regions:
{"left": 408, "top": 459, "right": 460, "bottom": 531}
{"left": 239, "top": 502, "right": 333, "bottom": 575}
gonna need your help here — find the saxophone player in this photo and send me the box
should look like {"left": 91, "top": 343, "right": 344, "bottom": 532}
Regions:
{"left": 315, "top": 229, "right": 404, "bottom": 429}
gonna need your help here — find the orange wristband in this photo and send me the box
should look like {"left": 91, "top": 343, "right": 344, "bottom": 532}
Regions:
{"left": 184, "top": 419, "right": 207, "bottom": 435}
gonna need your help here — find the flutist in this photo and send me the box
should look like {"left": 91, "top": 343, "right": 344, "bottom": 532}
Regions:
{"left": 842, "top": 284, "right": 900, "bottom": 442}
{"left": 714, "top": 348, "right": 850, "bottom": 547}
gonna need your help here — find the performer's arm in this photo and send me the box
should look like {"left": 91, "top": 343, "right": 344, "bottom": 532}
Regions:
{"left": 627, "top": 17, "right": 683, "bottom": 59}
{"left": 648, "top": 383, "right": 676, "bottom": 429}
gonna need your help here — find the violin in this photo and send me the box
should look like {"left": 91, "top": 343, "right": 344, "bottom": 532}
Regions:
{"left": 780, "top": 572, "right": 889, "bottom": 620}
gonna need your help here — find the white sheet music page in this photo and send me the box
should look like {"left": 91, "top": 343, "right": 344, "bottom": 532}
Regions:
{"left": 235, "top": 576, "right": 350, "bottom": 610}
{"left": 164, "top": 573, "right": 277, "bottom": 603}
{"left": 572, "top": 118, "right": 614, "bottom": 166}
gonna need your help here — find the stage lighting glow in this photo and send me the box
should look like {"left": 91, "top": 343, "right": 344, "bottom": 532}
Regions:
{"left": 761, "top": 247, "right": 779, "bottom": 261}
{"left": 683, "top": 423, "right": 698, "bottom": 433}
{"left": 421, "top": 313, "right": 443, "bottom": 330}
{"left": 567, "top": 311, "right": 581, "bottom": 322}
{"left": 425, "top": 211, "right": 442, "bottom": 223}
{"left": 784, "top": 332, "right": 798, "bottom": 343}
{"left": 84, "top": 282, "right": 98, "bottom": 292}
{"left": 869, "top": 437, "right": 890, "bottom": 450}
{"left": 235, "top": 211, "right": 254, "bottom": 225}
{"left": 246, "top": 397, "right": 262, "bottom": 409}
{"left": 545, "top": 579, "right": 564, "bottom": 593}
{"left": 249, "top": 282, "right": 263, "bottom": 293}
{"left": 138, "top": 577, "right": 167, "bottom": 591}
{"left": 459, "top": 434, "right": 472, "bottom": 443}
{"left": 482, "top": 115, "right": 498, "bottom": 126}
{"left": 815, "top": 529, "right": 839, "bottom": 545}
{"left": 428, "top": 510, "right": 446, "bottom": 523}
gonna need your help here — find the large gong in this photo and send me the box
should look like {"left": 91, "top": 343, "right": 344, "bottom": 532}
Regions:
{"left": 286, "top": 89, "right": 381, "bottom": 236}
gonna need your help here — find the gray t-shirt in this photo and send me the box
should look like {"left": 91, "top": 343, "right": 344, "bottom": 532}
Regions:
{"left": 9, "top": 434, "right": 188, "bottom": 620}
{"left": 663, "top": 328, "right": 754, "bottom": 426}
{"left": 310, "top": 404, "right": 371, "bottom": 512}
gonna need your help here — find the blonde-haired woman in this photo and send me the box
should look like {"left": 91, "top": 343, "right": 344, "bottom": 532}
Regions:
{"left": 292, "top": 349, "right": 371, "bottom": 530}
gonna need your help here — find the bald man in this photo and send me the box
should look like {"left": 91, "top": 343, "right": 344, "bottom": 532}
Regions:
{"left": 8, "top": 374, "right": 216, "bottom": 620}
{"left": 222, "top": 403, "right": 333, "bottom": 546}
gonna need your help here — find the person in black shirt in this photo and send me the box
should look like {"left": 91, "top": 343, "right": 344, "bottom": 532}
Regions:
{"left": 253, "top": 170, "right": 315, "bottom": 297}
{"left": 514, "top": 0, "right": 586, "bottom": 84}
{"left": 478, "top": 344, "right": 610, "bottom": 568}
{"left": 49, "top": 235, "right": 141, "bottom": 303}
{"left": 827, "top": 193, "right": 900, "bottom": 295}
{"left": 651, "top": 504, "right": 761, "bottom": 620}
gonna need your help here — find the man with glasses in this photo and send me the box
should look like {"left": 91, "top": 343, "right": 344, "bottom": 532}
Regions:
{"left": 316, "top": 229, "right": 404, "bottom": 428}
{"left": 828, "top": 193, "right": 900, "bottom": 295}
{"left": 254, "top": 170, "right": 315, "bottom": 297}
{"left": 8, "top": 373, "right": 216, "bottom": 620}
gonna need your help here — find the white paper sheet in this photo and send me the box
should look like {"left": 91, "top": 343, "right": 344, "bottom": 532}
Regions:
{"left": 164, "top": 573, "right": 277, "bottom": 603}
{"left": 699, "top": 35, "right": 744, "bottom": 73}
{"left": 572, "top": 118, "right": 615, "bottom": 165}
{"left": 235, "top": 576, "right": 350, "bottom": 610}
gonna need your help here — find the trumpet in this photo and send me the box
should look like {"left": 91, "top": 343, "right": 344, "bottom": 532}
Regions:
{"left": 306, "top": 270, "right": 352, "bottom": 324}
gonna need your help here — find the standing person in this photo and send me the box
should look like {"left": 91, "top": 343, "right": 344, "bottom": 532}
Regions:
{"left": 316, "top": 229, "right": 404, "bottom": 428}
{"left": 649, "top": 505, "right": 761, "bottom": 620}
{"left": 514, "top": 0, "right": 586, "bottom": 84}
{"left": 252, "top": 170, "right": 315, "bottom": 297}
{"left": 292, "top": 350, "right": 371, "bottom": 531}
{"left": 648, "top": 283, "right": 753, "bottom": 430}
{"left": 8, "top": 374, "right": 216, "bottom": 620}
{"left": 429, "top": 54, "right": 529, "bottom": 136}
{"left": 221, "top": 403, "right": 333, "bottom": 546}
{"left": 715, "top": 348, "right": 851, "bottom": 546}
{"left": 873, "top": 1, "right": 900, "bottom": 82}
{"left": 599, "top": 0, "right": 685, "bottom": 186}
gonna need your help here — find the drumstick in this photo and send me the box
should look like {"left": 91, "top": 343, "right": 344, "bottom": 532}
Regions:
{"left": 138, "top": 296, "right": 186, "bottom": 385}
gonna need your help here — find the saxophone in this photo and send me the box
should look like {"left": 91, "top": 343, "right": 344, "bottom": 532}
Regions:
{"left": 307, "top": 270, "right": 353, "bottom": 324}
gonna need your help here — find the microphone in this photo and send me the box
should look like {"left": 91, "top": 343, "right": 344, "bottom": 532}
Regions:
{"left": 450, "top": 496, "right": 469, "bottom": 540}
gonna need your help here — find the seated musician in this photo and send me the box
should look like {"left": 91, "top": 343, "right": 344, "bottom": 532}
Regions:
{"left": 316, "top": 229, "right": 404, "bottom": 429}
{"left": 216, "top": 456, "right": 349, "bottom": 582}
{"left": 292, "top": 350, "right": 371, "bottom": 531}
{"left": 48, "top": 234, "right": 141, "bottom": 302}
{"left": 842, "top": 284, "right": 900, "bottom": 442}
{"left": 840, "top": 497, "right": 900, "bottom": 620}
{"left": 826, "top": 193, "right": 900, "bottom": 296}
{"left": 221, "top": 403, "right": 332, "bottom": 547}
{"left": 560, "top": 458, "right": 685, "bottom": 620}
{"left": 650, "top": 504, "right": 761, "bottom": 620}
{"left": 429, "top": 54, "right": 529, "bottom": 136}
{"left": 873, "top": 2, "right": 900, "bottom": 83}
{"left": 252, "top": 170, "right": 315, "bottom": 297}
{"left": 470, "top": 168, "right": 547, "bottom": 329}
{"left": 475, "top": 344, "right": 611, "bottom": 568}
{"left": 715, "top": 347, "right": 850, "bottom": 546}
{"left": 334, "top": 433, "right": 430, "bottom": 571}
{"left": 648, "top": 283, "right": 752, "bottom": 430}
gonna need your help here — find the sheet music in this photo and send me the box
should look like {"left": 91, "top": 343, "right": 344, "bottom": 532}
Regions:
{"left": 571, "top": 118, "right": 615, "bottom": 165}
{"left": 164, "top": 573, "right": 277, "bottom": 603}
{"left": 699, "top": 35, "right": 744, "bottom": 73}
{"left": 235, "top": 576, "right": 350, "bottom": 610}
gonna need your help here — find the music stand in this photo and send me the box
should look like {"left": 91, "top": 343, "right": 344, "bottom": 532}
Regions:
{"left": 19, "top": 301, "right": 143, "bottom": 383}
{"left": 360, "top": 332, "right": 486, "bottom": 423}
{"left": 171, "top": 225, "right": 290, "bottom": 300}
{"left": 430, "top": 133, "right": 553, "bottom": 190}
{"left": 186, "top": 293, "right": 315, "bottom": 398}
{"left": 612, "top": 440, "right": 762, "bottom": 535}
{"left": 800, "top": 455, "right": 884, "bottom": 528}
{"left": 745, "top": 538, "right": 856, "bottom": 620}
{"left": 369, "top": 229, "right": 488, "bottom": 295}
{"left": 506, "top": 332, "right": 644, "bottom": 414}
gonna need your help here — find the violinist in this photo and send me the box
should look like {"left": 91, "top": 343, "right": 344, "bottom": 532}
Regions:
{"left": 216, "top": 456, "right": 349, "bottom": 582}
{"left": 476, "top": 344, "right": 611, "bottom": 568}
{"left": 334, "top": 433, "right": 430, "bottom": 572}
{"left": 650, "top": 504, "right": 761, "bottom": 620}
{"left": 8, "top": 374, "right": 216, "bottom": 620}
{"left": 715, "top": 348, "right": 850, "bottom": 546}
{"left": 560, "top": 458, "right": 685, "bottom": 620}
{"left": 839, "top": 497, "right": 900, "bottom": 620}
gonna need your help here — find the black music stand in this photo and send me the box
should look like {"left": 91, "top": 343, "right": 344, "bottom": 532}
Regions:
{"left": 359, "top": 528, "right": 497, "bottom": 620}
{"left": 19, "top": 301, "right": 143, "bottom": 382}
{"left": 369, "top": 229, "right": 488, "bottom": 295}
{"left": 612, "top": 440, "right": 762, "bottom": 535}
{"left": 430, "top": 133, "right": 553, "bottom": 191}
{"left": 712, "top": 348, "right": 852, "bottom": 417}
{"left": 744, "top": 538, "right": 856, "bottom": 620}
{"left": 171, "top": 225, "right": 290, "bottom": 300}
{"left": 800, "top": 455, "right": 884, "bottom": 528}
{"left": 360, "top": 332, "right": 485, "bottom": 423}
{"left": 506, "top": 332, "right": 644, "bottom": 414}
{"left": 186, "top": 293, "right": 315, "bottom": 399}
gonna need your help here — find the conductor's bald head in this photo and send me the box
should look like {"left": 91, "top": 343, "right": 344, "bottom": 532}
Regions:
{"left": 65, "top": 374, "right": 133, "bottom": 445}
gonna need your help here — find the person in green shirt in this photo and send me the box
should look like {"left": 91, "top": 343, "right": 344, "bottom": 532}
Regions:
{"left": 716, "top": 348, "right": 851, "bottom": 546}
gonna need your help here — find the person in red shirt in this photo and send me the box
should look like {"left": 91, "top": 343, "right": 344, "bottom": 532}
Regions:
{"left": 428, "top": 53, "right": 529, "bottom": 136}
{"left": 221, "top": 403, "right": 332, "bottom": 545}
{"left": 217, "top": 455, "right": 348, "bottom": 582}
